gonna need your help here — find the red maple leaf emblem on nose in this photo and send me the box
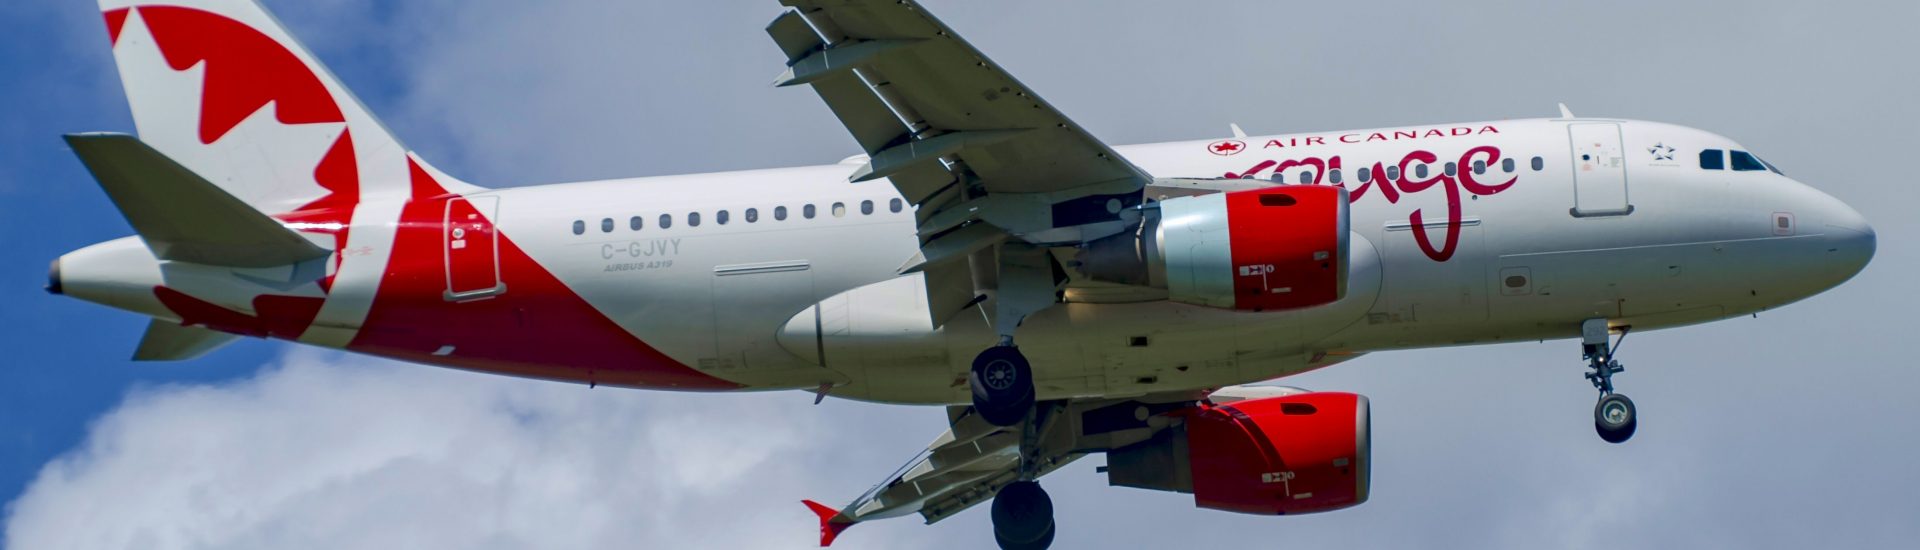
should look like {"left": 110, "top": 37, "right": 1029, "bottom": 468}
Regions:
{"left": 1213, "top": 142, "right": 1241, "bottom": 152}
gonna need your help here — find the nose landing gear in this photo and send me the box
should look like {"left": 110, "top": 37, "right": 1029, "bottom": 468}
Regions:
{"left": 1581, "top": 318, "right": 1636, "bottom": 443}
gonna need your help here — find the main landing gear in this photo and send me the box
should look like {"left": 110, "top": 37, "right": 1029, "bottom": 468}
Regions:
{"left": 1581, "top": 318, "right": 1636, "bottom": 444}
{"left": 989, "top": 400, "right": 1060, "bottom": 550}
{"left": 972, "top": 243, "right": 1060, "bottom": 549}
{"left": 971, "top": 345, "right": 1035, "bottom": 427}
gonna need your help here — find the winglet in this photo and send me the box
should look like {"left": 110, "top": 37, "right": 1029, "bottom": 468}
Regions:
{"left": 802, "top": 500, "right": 854, "bottom": 547}
{"left": 1557, "top": 102, "right": 1576, "bottom": 119}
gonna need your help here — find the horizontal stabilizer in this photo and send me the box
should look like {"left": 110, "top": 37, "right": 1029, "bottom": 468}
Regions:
{"left": 65, "top": 133, "right": 330, "bottom": 268}
{"left": 133, "top": 318, "right": 238, "bottom": 361}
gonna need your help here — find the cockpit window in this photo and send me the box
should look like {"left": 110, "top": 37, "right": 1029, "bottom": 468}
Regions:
{"left": 1758, "top": 157, "right": 1785, "bottom": 175}
{"left": 1729, "top": 150, "right": 1767, "bottom": 172}
{"left": 1699, "top": 149, "right": 1726, "bottom": 170}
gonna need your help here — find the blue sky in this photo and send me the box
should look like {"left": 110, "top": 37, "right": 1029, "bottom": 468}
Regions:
{"left": 0, "top": 0, "right": 278, "bottom": 502}
{"left": 4, "top": 1, "right": 1918, "bottom": 548}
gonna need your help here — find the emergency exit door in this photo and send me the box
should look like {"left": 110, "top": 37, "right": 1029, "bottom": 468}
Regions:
{"left": 1568, "top": 123, "right": 1633, "bottom": 217}
{"left": 444, "top": 196, "right": 505, "bottom": 301}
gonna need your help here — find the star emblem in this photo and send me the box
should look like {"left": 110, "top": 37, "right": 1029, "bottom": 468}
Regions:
{"left": 1648, "top": 142, "right": 1676, "bottom": 161}
{"left": 1208, "top": 139, "right": 1246, "bottom": 156}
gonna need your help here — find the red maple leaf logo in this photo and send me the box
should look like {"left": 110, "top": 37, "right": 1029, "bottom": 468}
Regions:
{"left": 1209, "top": 140, "right": 1246, "bottom": 156}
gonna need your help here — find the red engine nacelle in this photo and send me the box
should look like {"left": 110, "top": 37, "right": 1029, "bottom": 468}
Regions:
{"left": 1106, "top": 392, "right": 1371, "bottom": 515}
{"left": 1154, "top": 185, "right": 1350, "bottom": 311}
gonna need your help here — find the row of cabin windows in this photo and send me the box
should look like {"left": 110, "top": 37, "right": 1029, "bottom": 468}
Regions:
{"left": 1699, "top": 149, "right": 1783, "bottom": 174}
{"left": 1267, "top": 156, "right": 1546, "bottom": 185}
{"left": 571, "top": 198, "right": 906, "bottom": 235}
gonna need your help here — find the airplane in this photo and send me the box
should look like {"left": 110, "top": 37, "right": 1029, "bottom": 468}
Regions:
{"left": 48, "top": 1, "right": 1875, "bottom": 548}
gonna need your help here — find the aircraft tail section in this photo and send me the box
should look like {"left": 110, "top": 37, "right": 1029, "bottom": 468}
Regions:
{"left": 97, "top": 0, "right": 474, "bottom": 218}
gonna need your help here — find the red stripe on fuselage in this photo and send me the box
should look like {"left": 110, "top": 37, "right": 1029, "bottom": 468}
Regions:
{"left": 344, "top": 161, "right": 740, "bottom": 390}
{"left": 154, "top": 287, "right": 325, "bottom": 340}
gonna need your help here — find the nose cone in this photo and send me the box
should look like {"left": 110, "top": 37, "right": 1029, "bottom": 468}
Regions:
{"left": 46, "top": 259, "right": 63, "bottom": 295}
{"left": 1822, "top": 200, "right": 1875, "bottom": 284}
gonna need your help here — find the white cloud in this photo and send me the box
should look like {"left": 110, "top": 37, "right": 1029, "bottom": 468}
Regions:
{"left": 1, "top": 350, "right": 950, "bottom": 550}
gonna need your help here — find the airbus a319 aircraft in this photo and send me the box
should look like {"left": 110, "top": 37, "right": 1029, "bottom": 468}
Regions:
{"left": 50, "top": 1, "right": 1875, "bottom": 548}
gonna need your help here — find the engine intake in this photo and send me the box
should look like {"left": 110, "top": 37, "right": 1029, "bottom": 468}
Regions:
{"left": 1106, "top": 391, "right": 1371, "bottom": 515}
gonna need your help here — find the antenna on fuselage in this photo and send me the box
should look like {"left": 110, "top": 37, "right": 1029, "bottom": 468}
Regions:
{"left": 1557, "top": 103, "right": 1577, "bottom": 119}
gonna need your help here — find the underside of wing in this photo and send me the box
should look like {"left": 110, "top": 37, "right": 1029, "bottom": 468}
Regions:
{"left": 766, "top": 0, "right": 1155, "bottom": 327}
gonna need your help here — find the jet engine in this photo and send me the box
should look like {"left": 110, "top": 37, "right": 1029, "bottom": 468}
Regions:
{"left": 1077, "top": 185, "right": 1351, "bottom": 311}
{"left": 1105, "top": 391, "right": 1370, "bottom": 515}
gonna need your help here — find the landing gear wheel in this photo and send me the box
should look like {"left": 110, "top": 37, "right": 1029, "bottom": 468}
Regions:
{"left": 971, "top": 346, "right": 1035, "bottom": 427}
{"left": 1594, "top": 393, "right": 1637, "bottom": 444}
{"left": 991, "top": 481, "right": 1054, "bottom": 549}
{"left": 995, "top": 521, "right": 1055, "bottom": 550}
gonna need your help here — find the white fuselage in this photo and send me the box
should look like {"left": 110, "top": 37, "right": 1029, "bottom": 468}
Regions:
{"left": 470, "top": 118, "right": 1872, "bottom": 402}
{"left": 57, "top": 118, "right": 1876, "bottom": 404}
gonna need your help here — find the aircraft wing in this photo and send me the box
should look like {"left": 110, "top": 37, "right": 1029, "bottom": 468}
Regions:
{"left": 766, "top": 0, "right": 1153, "bottom": 326}
{"left": 801, "top": 395, "right": 1205, "bottom": 546}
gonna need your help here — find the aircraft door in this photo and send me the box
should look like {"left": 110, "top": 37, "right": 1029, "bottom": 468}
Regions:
{"left": 1568, "top": 123, "right": 1633, "bottom": 217}
{"left": 444, "top": 196, "right": 506, "bottom": 301}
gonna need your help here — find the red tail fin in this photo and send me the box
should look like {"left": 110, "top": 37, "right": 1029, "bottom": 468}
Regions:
{"left": 802, "top": 500, "right": 854, "bottom": 547}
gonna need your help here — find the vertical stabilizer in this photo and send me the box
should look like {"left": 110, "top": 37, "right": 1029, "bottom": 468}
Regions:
{"left": 97, "top": 0, "right": 476, "bottom": 218}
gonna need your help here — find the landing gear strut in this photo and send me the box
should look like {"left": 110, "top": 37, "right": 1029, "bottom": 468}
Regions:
{"left": 991, "top": 401, "right": 1060, "bottom": 550}
{"left": 1581, "top": 319, "right": 1636, "bottom": 443}
{"left": 976, "top": 243, "right": 1060, "bottom": 548}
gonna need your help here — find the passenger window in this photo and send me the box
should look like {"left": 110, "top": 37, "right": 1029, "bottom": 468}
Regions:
{"left": 572, "top": 220, "right": 585, "bottom": 235}
{"left": 688, "top": 212, "right": 701, "bottom": 227}
{"left": 1269, "top": 172, "right": 1285, "bottom": 183}
{"left": 745, "top": 208, "right": 759, "bottom": 223}
{"left": 1502, "top": 158, "right": 1515, "bottom": 173}
{"left": 1530, "top": 156, "right": 1544, "bottom": 171}
{"left": 1329, "top": 169, "right": 1343, "bottom": 184}
{"left": 1386, "top": 165, "right": 1400, "bottom": 180}
{"left": 889, "top": 198, "right": 904, "bottom": 213}
{"left": 1730, "top": 150, "right": 1766, "bottom": 171}
{"left": 1414, "top": 164, "right": 1428, "bottom": 179}
{"left": 804, "top": 204, "right": 817, "bottom": 219}
{"left": 716, "top": 210, "right": 730, "bottom": 225}
{"left": 600, "top": 218, "right": 614, "bottom": 233}
{"left": 832, "top": 202, "right": 847, "bottom": 218}
{"left": 775, "top": 206, "right": 788, "bottom": 220}
{"left": 1295, "top": 171, "right": 1309, "bottom": 184}
{"left": 1472, "top": 160, "right": 1486, "bottom": 175}
{"left": 1700, "top": 149, "right": 1726, "bottom": 170}
{"left": 860, "top": 200, "right": 874, "bottom": 215}
{"left": 1358, "top": 167, "right": 1372, "bottom": 183}
{"left": 659, "top": 214, "right": 672, "bottom": 229}
{"left": 1444, "top": 162, "right": 1457, "bottom": 177}
{"left": 629, "top": 216, "right": 642, "bottom": 231}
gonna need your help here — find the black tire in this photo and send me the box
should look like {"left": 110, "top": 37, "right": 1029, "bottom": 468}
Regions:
{"left": 990, "top": 481, "right": 1054, "bottom": 546}
{"left": 995, "top": 520, "right": 1055, "bottom": 550}
{"left": 971, "top": 346, "right": 1035, "bottom": 427}
{"left": 1594, "top": 393, "right": 1637, "bottom": 444}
